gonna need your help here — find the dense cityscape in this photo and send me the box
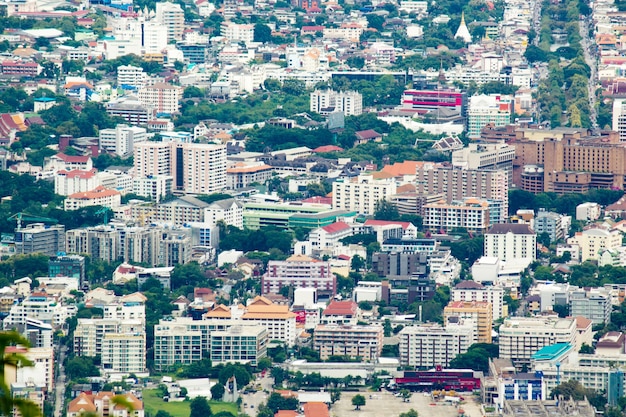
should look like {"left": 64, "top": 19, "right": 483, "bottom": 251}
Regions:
{"left": 0, "top": 0, "right": 625, "bottom": 415}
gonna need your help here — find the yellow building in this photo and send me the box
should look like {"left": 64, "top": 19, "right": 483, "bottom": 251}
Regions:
{"left": 443, "top": 301, "right": 493, "bottom": 344}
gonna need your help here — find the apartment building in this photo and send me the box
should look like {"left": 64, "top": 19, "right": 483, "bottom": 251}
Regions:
{"left": 484, "top": 223, "right": 536, "bottom": 261}
{"left": 5, "top": 293, "right": 76, "bottom": 328}
{"left": 153, "top": 323, "right": 202, "bottom": 371}
{"left": 310, "top": 89, "right": 363, "bottom": 116}
{"left": 99, "top": 124, "right": 147, "bottom": 157}
{"left": 100, "top": 332, "right": 146, "bottom": 374}
{"left": 423, "top": 198, "right": 492, "bottom": 234}
{"left": 443, "top": 301, "right": 493, "bottom": 344}
{"left": 399, "top": 323, "right": 475, "bottom": 367}
{"left": 54, "top": 170, "right": 99, "bottom": 196}
{"left": 534, "top": 209, "right": 568, "bottom": 243}
{"left": 220, "top": 22, "right": 254, "bottom": 43}
{"left": 262, "top": 255, "right": 335, "bottom": 296}
{"left": 226, "top": 163, "right": 273, "bottom": 190}
{"left": 5, "top": 346, "right": 54, "bottom": 392}
{"left": 415, "top": 164, "right": 508, "bottom": 217}
{"left": 576, "top": 202, "right": 602, "bottom": 221}
{"left": 567, "top": 227, "right": 622, "bottom": 261}
{"left": 133, "top": 141, "right": 226, "bottom": 194}
{"left": 498, "top": 317, "right": 577, "bottom": 369}
{"left": 451, "top": 280, "right": 505, "bottom": 320}
{"left": 467, "top": 94, "right": 513, "bottom": 138}
{"left": 155, "top": 1, "right": 184, "bottom": 42}
{"left": 68, "top": 392, "right": 144, "bottom": 417}
{"left": 332, "top": 174, "right": 397, "bottom": 215}
{"left": 451, "top": 143, "right": 515, "bottom": 174}
{"left": 138, "top": 82, "right": 182, "bottom": 115}
{"left": 569, "top": 288, "right": 612, "bottom": 325}
{"left": 66, "top": 226, "right": 118, "bottom": 263}
{"left": 313, "top": 324, "right": 383, "bottom": 361}
{"left": 210, "top": 325, "right": 268, "bottom": 366}
{"left": 106, "top": 96, "right": 155, "bottom": 125}
{"left": 117, "top": 65, "right": 145, "bottom": 89}
{"left": 513, "top": 130, "right": 626, "bottom": 193}
{"left": 132, "top": 175, "right": 173, "bottom": 203}
{"left": 73, "top": 318, "right": 145, "bottom": 356}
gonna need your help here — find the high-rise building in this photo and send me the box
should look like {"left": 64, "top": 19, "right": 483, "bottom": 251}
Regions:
{"left": 133, "top": 142, "right": 227, "bottom": 194}
{"left": 423, "top": 197, "right": 493, "bottom": 234}
{"left": 155, "top": 2, "right": 184, "bottom": 42}
{"left": 310, "top": 89, "right": 363, "bottom": 116}
{"left": 613, "top": 98, "right": 626, "bottom": 142}
{"left": 569, "top": 288, "right": 612, "bottom": 325}
{"left": 467, "top": 94, "right": 513, "bottom": 138}
{"left": 415, "top": 164, "right": 509, "bottom": 216}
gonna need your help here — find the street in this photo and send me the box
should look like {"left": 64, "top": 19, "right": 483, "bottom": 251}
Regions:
{"left": 54, "top": 346, "right": 67, "bottom": 417}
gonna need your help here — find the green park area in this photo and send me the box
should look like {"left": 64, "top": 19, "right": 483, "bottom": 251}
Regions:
{"left": 142, "top": 389, "right": 238, "bottom": 417}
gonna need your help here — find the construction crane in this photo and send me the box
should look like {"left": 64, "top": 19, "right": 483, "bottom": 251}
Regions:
{"left": 95, "top": 207, "right": 110, "bottom": 225}
{"left": 8, "top": 213, "right": 58, "bottom": 231}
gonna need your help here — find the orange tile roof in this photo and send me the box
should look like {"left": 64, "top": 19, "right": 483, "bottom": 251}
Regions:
{"left": 68, "top": 186, "right": 120, "bottom": 200}
{"left": 227, "top": 164, "right": 273, "bottom": 173}
{"left": 206, "top": 304, "right": 231, "bottom": 318}
{"left": 275, "top": 411, "right": 298, "bottom": 417}
{"left": 68, "top": 393, "right": 96, "bottom": 414}
{"left": 382, "top": 160, "right": 423, "bottom": 176}
{"left": 303, "top": 402, "right": 329, "bottom": 417}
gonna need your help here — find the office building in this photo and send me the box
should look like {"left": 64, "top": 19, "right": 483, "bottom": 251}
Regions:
{"left": 226, "top": 163, "right": 273, "bottom": 190}
{"left": 14, "top": 224, "right": 65, "bottom": 256}
{"left": 452, "top": 143, "right": 516, "bottom": 172}
{"left": 400, "top": 89, "right": 466, "bottom": 114}
{"left": 332, "top": 174, "right": 397, "bottom": 215}
{"left": 443, "top": 301, "right": 493, "bottom": 344}
{"left": 467, "top": 94, "right": 513, "bottom": 138}
{"left": 451, "top": 280, "right": 505, "bottom": 320}
{"left": 262, "top": 255, "right": 336, "bottom": 297}
{"left": 48, "top": 255, "right": 85, "bottom": 286}
{"left": 498, "top": 317, "right": 577, "bottom": 369}
{"left": 399, "top": 323, "right": 475, "bottom": 367}
{"left": 313, "top": 324, "right": 383, "bottom": 361}
{"left": 371, "top": 252, "right": 428, "bottom": 277}
{"left": 415, "top": 164, "right": 508, "bottom": 216}
{"left": 484, "top": 224, "right": 536, "bottom": 262}
{"left": 155, "top": 2, "right": 184, "bottom": 42}
{"left": 310, "top": 89, "right": 363, "bottom": 116}
{"left": 210, "top": 325, "right": 268, "bottom": 366}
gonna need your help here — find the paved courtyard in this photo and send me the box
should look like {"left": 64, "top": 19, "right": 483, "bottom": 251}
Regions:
{"left": 331, "top": 391, "right": 484, "bottom": 417}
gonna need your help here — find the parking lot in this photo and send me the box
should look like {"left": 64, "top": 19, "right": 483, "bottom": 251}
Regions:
{"left": 331, "top": 391, "right": 484, "bottom": 417}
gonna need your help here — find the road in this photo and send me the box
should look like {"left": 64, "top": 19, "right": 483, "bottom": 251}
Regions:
{"left": 241, "top": 373, "right": 274, "bottom": 413}
{"left": 579, "top": 15, "right": 599, "bottom": 129}
{"left": 54, "top": 346, "right": 67, "bottom": 417}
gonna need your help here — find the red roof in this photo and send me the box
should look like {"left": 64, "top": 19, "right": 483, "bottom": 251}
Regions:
{"left": 313, "top": 145, "right": 344, "bottom": 153}
{"left": 355, "top": 129, "right": 382, "bottom": 140}
{"left": 323, "top": 300, "right": 358, "bottom": 316}
{"left": 57, "top": 169, "right": 96, "bottom": 179}
{"left": 321, "top": 221, "right": 351, "bottom": 234}
{"left": 55, "top": 153, "right": 90, "bottom": 163}
{"left": 364, "top": 219, "right": 411, "bottom": 229}
{"left": 301, "top": 196, "right": 332, "bottom": 205}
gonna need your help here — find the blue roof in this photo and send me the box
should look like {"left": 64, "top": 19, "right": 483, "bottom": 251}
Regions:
{"left": 34, "top": 97, "right": 56, "bottom": 102}
{"left": 531, "top": 343, "right": 573, "bottom": 361}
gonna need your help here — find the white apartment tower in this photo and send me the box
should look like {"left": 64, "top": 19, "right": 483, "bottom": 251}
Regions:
{"left": 399, "top": 323, "right": 474, "bottom": 367}
{"left": 155, "top": 2, "right": 184, "bottom": 42}
{"left": 221, "top": 21, "right": 254, "bottom": 43}
{"left": 117, "top": 65, "right": 146, "bottom": 89}
{"left": 99, "top": 124, "right": 148, "bottom": 156}
{"left": 484, "top": 223, "right": 537, "bottom": 261}
{"left": 332, "top": 174, "right": 397, "bottom": 215}
{"left": 138, "top": 82, "right": 182, "bottom": 115}
{"left": 310, "top": 89, "right": 363, "bottom": 116}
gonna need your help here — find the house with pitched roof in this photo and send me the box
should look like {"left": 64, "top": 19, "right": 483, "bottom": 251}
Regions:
{"left": 307, "top": 221, "right": 354, "bottom": 252}
{"left": 321, "top": 300, "right": 361, "bottom": 325}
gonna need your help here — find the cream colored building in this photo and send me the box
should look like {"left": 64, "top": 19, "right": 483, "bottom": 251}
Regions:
{"left": 332, "top": 174, "right": 397, "bottom": 215}
{"left": 313, "top": 324, "right": 383, "bottom": 361}
{"left": 399, "top": 323, "right": 474, "bottom": 367}
{"left": 484, "top": 223, "right": 536, "bottom": 261}
{"left": 567, "top": 227, "right": 623, "bottom": 261}
{"left": 137, "top": 82, "right": 181, "bottom": 115}
{"left": 155, "top": 1, "right": 184, "bottom": 42}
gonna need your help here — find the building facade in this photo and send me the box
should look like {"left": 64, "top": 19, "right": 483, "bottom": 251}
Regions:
{"left": 313, "top": 324, "right": 383, "bottom": 361}
{"left": 484, "top": 223, "right": 536, "bottom": 261}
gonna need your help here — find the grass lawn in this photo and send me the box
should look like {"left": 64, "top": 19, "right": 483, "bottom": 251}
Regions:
{"left": 142, "top": 389, "right": 238, "bottom": 417}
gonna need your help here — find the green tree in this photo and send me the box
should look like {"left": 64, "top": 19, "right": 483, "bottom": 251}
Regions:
{"left": 579, "top": 343, "right": 595, "bottom": 354}
{"left": 399, "top": 410, "right": 419, "bottom": 417}
{"left": 351, "top": 394, "right": 366, "bottom": 410}
{"left": 65, "top": 356, "right": 100, "bottom": 380}
{"left": 189, "top": 397, "right": 212, "bottom": 417}
{"left": 374, "top": 200, "right": 400, "bottom": 220}
{"left": 253, "top": 23, "right": 272, "bottom": 43}
{"left": 210, "top": 383, "right": 225, "bottom": 401}
{"left": 266, "top": 392, "right": 299, "bottom": 413}
{"left": 399, "top": 389, "right": 412, "bottom": 402}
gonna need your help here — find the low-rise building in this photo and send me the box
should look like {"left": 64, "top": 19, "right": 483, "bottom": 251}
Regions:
{"left": 210, "top": 325, "right": 268, "bottom": 366}
{"left": 399, "top": 323, "right": 474, "bottom": 367}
